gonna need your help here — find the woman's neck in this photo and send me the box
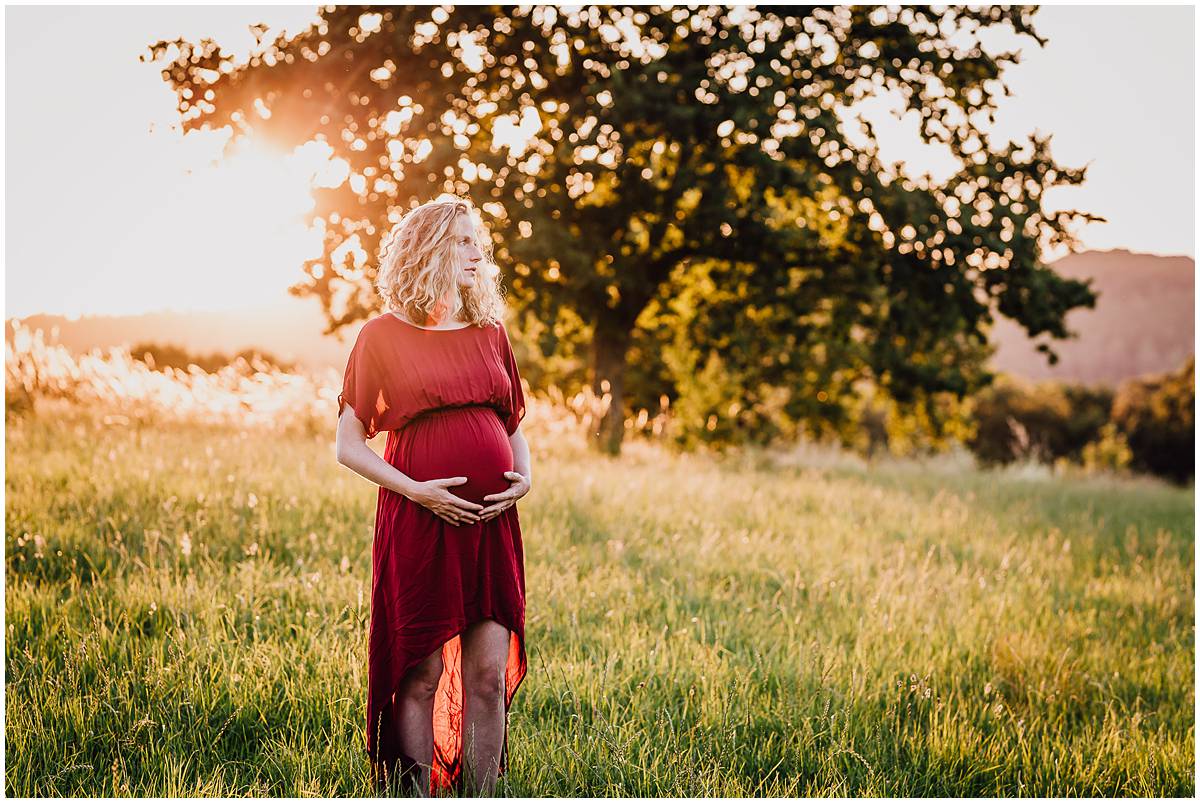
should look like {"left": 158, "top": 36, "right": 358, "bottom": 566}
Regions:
{"left": 391, "top": 310, "right": 469, "bottom": 330}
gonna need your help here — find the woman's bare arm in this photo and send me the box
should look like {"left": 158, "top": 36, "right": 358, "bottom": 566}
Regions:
{"left": 508, "top": 425, "right": 532, "bottom": 486}
{"left": 335, "top": 408, "right": 483, "bottom": 524}
{"left": 335, "top": 407, "right": 418, "bottom": 496}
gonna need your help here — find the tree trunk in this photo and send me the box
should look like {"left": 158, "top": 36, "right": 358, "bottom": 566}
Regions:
{"left": 588, "top": 318, "right": 633, "bottom": 456}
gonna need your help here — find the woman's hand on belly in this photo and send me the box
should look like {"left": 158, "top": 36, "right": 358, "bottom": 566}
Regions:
{"left": 477, "top": 470, "right": 531, "bottom": 522}
{"left": 406, "top": 476, "right": 485, "bottom": 526}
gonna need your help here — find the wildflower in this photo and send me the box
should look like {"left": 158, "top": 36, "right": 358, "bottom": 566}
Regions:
{"left": 179, "top": 532, "right": 192, "bottom": 558}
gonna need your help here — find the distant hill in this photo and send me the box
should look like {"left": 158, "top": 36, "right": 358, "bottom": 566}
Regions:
{"left": 6, "top": 249, "right": 1194, "bottom": 388}
{"left": 986, "top": 249, "right": 1194, "bottom": 386}
{"left": 5, "top": 297, "right": 361, "bottom": 377}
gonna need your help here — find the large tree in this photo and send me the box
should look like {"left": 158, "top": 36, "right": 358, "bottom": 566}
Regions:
{"left": 147, "top": 5, "right": 1098, "bottom": 454}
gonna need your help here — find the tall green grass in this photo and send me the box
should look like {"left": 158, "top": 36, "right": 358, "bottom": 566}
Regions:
{"left": 5, "top": 402, "right": 1193, "bottom": 795}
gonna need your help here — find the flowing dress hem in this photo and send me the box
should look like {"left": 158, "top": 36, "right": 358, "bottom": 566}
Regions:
{"left": 368, "top": 613, "right": 528, "bottom": 796}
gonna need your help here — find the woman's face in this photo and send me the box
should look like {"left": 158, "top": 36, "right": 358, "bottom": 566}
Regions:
{"left": 449, "top": 212, "right": 484, "bottom": 290}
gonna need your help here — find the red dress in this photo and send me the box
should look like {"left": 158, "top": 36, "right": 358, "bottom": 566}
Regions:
{"left": 337, "top": 312, "right": 528, "bottom": 795}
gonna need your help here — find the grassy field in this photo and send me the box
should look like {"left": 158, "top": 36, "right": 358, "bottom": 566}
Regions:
{"left": 5, "top": 402, "right": 1194, "bottom": 796}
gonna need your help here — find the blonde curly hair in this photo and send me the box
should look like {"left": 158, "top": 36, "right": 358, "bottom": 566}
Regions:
{"left": 374, "top": 195, "right": 507, "bottom": 328}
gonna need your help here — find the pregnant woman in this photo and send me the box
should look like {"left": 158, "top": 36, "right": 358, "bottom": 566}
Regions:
{"left": 335, "top": 197, "right": 531, "bottom": 796}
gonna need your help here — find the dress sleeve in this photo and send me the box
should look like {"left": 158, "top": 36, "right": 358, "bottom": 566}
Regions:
{"left": 337, "top": 325, "right": 395, "bottom": 439}
{"left": 498, "top": 323, "right": 527, "bottom": 436}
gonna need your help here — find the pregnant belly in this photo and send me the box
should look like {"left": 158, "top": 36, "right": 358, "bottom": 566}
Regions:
{"left": 392, "top": 405, "right": 514, "bottom": 506}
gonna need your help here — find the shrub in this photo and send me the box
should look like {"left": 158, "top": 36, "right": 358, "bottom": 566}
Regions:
{"left": 966, "top": 376, "right": 1071, "bottom": 466}
{"left": 965, "top": 375, "right": 1116, "bottom": 468}
{"left": 1079, "top": 422, "right": 1134, "bottom": 475}
{"left": 1111, "top": 356, "right": 1194, "bottom": 485}
{"left": 1058, "top": 383, "right": 1115, "bottom": 458}
{"left": 130, "top": 341, "right": 296, "bottom": 374}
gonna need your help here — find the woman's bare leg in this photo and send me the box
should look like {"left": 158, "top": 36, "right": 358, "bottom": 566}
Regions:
{"left": 460, "top": 619, "right": 510, "bottom": 796}
{"left": 394, "top": 646, "right": 445, "bottom": 796}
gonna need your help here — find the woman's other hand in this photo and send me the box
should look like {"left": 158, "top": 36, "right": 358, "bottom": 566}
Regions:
{"left": 477, "top": 471, "right": 531, "bottom": 521}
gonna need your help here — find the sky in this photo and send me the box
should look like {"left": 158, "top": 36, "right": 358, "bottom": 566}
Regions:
{"left": 4, "top": 4, "right": 1195, "bottom": 319}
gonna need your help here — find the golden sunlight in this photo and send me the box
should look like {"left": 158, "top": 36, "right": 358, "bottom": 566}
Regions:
{"left": 136, "top": 132, "right": 326, "bottom": 315}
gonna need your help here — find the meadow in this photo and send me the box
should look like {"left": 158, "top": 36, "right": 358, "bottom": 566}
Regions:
{"left": 5, "top": 388, "right": 1193, "bottom": 796}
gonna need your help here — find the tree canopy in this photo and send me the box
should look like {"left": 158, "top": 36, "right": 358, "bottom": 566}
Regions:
{"left": 146, "top": 5, "right": 1100, "bottom": 454}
